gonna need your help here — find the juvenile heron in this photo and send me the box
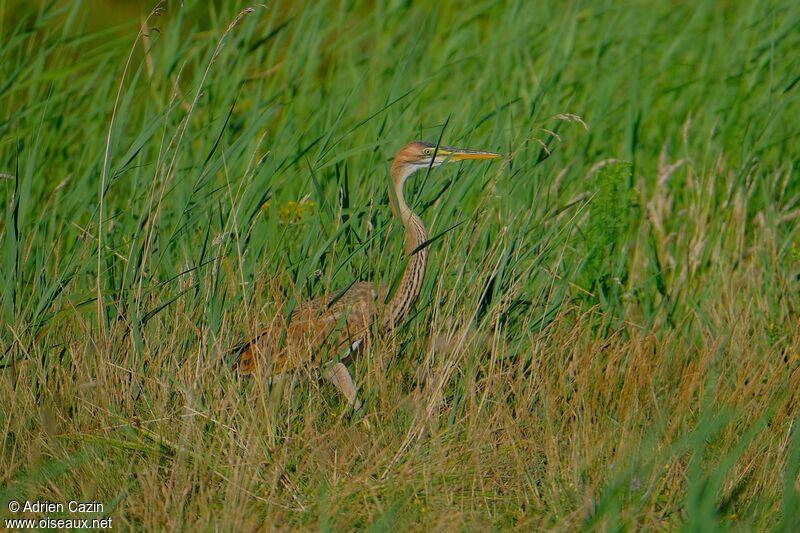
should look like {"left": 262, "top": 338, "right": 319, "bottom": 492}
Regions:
{"left": 233, "top": 141, "right": 500, "bottom": 409}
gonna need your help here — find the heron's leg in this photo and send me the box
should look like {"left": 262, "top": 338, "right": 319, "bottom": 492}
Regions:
{"left": 323, "top": 361, "right": 362, "bottom": 411}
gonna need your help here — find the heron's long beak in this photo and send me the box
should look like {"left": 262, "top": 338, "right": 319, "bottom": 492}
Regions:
{"left": 447, "top": 148, "right": 501, "bottom": 161}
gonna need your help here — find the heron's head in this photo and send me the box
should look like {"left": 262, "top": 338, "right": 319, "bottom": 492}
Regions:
{"left": 391, "top": 141, "right": 500, "bottom": 183}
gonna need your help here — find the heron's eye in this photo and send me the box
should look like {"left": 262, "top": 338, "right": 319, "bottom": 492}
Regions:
{"left": 423, "top": 148, "right": 434, "bottom": 156}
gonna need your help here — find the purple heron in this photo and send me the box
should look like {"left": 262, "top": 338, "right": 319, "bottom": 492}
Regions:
{"left": 233, "top": 141, "right": 500, "bottom": 410}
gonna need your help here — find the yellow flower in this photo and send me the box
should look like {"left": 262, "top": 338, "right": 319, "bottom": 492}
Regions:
{"left": 278, "top": 198, "right": 316, "bottom": 224}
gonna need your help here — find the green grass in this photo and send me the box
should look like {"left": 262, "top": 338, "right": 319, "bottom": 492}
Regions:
{"left": 1, "top": 0, "right": 799, "bottom": 530}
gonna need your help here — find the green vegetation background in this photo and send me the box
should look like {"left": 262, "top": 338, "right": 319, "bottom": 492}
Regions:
{"left": 1, "top": 0, "right": 799, "bottom": 530}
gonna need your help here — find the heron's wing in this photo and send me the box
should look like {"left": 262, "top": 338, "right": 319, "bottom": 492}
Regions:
{"left": 232, "top": 282, "right": 384, "bottom": 376}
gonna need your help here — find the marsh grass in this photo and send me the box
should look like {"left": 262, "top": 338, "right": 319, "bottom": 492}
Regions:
{"left": 1, "top": 0, "right": 800, "bottom": 530}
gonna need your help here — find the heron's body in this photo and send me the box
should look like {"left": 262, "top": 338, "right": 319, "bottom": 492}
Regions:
{"left": 234, "top": 281, "right": 382, "bottom": 373}
{"left": 233, "top": 141, "right": 498, "bottom": 408}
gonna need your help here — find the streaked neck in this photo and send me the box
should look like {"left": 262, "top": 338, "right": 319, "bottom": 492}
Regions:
{"left": 384, "top": 163, "right": 429, "bottom": 328}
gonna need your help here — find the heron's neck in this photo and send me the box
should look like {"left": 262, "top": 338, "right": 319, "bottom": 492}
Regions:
{"left": 384, "top": 166, "right": 429, "bottom": 329}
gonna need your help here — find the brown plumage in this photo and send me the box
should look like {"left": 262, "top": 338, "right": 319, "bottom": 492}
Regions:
{"left": 233, "top": 141, "right": 500, "bottom": 408}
